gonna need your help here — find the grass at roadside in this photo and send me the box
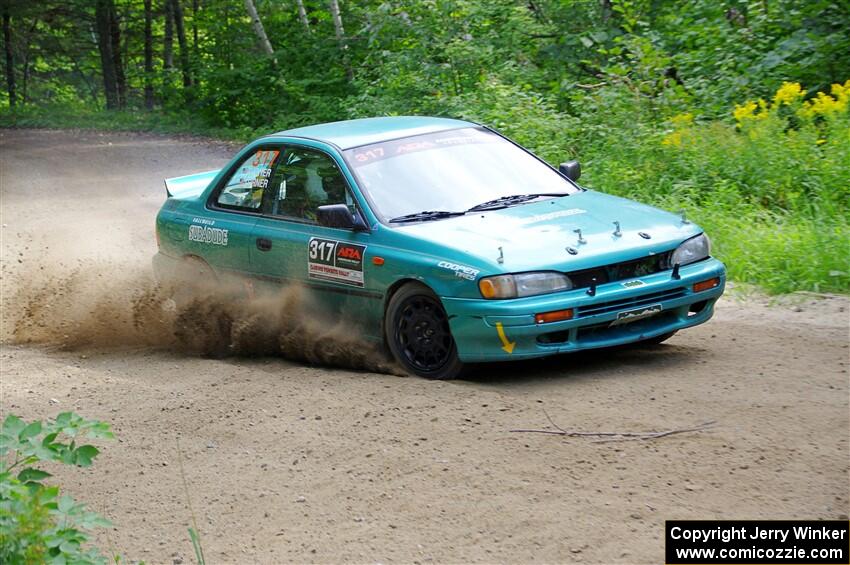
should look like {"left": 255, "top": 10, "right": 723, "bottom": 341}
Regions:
{"left": 691, "top": 212, "right": 847, "bottom": 294}
{"left": 573, "top": 107, "right": 850, "bottom": 294}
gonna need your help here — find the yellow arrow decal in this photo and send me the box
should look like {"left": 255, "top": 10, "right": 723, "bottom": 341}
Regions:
{"left": 495, "top": 322, "right": 516, "bottom": 354}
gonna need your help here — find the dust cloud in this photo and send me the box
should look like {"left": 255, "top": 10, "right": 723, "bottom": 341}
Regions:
{"left": 4, "top": 260, "right": 398, "bottom": 374}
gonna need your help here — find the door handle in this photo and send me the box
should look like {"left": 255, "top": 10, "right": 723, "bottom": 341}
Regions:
{"left": 256, "top": 238, "right": 272, "bottom": 251}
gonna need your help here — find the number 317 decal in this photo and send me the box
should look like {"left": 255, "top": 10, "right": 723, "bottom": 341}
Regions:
{"left": 309, "top": 238, "right": 336, "bottom": 262}
{"left": 307, "top": 237, "right": 367, "bottom": 287}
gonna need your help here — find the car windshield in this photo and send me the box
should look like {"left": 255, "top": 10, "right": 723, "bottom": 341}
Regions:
{"left": 344, "top": 127, "right": 579, "bottom": 222}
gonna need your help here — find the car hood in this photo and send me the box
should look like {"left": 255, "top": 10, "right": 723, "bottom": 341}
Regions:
{"left": 390, "top": 190, "right": 702, "bottom": 272}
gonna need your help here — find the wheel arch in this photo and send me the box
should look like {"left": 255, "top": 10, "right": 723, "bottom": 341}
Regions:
{"left": 178, "top": 253, "right": 219, "bottom": 281}
{"left": 181, "top": 252, "right": 209, "bottom": 263}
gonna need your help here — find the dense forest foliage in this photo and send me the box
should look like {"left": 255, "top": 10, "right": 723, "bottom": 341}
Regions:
{"left": 1, "top": 0, "right": 848, "bottom": 293}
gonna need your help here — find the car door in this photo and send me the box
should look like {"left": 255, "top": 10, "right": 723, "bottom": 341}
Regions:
{"left": 248, "top": 144, "right": 382, "bottom": 338}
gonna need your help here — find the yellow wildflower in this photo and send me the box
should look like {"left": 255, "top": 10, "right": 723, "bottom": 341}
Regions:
{"left": 831, "top": 80, "right": 850, "bottom": 104}
{"left": 799, "top": 80, "right": 849, "bottom": 117}
{"left": 661, "top": 131, "right": 683, "bottom": 147}
{"left": 827, "top": 80, "right": 849, "bottom": 113}
{"left": 670, "top": 112, "right": 694, "bottom": 126}
{"left": 661, "top": 113, "right": 696, "bottom": 147}
{"left": 806, "top": 92, "right": 842, "bottom": 116}
{"left": 733, "top": 101, "right": 757, "bottom": 122}
{"left": 733, "top": 100, "right": 769, "bottom": 123}
{"left": 773, "top": 81, "right": 806, "bottom": 106}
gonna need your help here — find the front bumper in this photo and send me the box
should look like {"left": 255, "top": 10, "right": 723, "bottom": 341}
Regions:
{"left": 442, "top": 258, "right": 726, "bottom": 362}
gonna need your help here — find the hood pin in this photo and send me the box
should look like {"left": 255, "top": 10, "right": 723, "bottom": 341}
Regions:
{"left": 497, "top": 246, "right": 504, "bottom": 264}
{"left": 671, "top": 262, "right": 681, "bottom": 280}
{"left": 566, "top": 247, "right": 578, "bottom": 255}
{"left": 612, "top": 221, "right": 622, "bottom": 237}
{"left": 573, "top": 228, "right": 586, "bottom": 245}
{"left": 639, "top": 231, "right": 651, "bottom": 239}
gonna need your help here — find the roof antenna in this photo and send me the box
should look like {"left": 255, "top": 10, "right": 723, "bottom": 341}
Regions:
{"left": 573, "top": 228, "right": 586, "bottom": 245}
{"left": 678, "top": 210, "right": 691, "bottom": 224}
{"left": 497, "top": 246, "right": 504, "bottom": 264}
{"left": 612, "top": 221, "right": 622, "bottom": 237}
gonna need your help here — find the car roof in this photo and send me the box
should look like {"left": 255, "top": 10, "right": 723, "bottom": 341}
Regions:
{"left": 265, "top": 116, "right": 475, "bottom": 150}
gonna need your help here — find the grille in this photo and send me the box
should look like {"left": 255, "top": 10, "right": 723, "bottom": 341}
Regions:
{"left": 567, "top": 252, "right": 672, "bottom": 289}
{"left": 576, "top": 287, "right": 686, "bottom": 318}
{"left": 576, "top": 311, "right": 678, "bottom": 340}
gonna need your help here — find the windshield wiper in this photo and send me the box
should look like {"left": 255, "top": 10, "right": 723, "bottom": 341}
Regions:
{"left": 466, "top": 192, "right": 570, "bottom": 212}
{"left": 389, "top": 210, "right": 467, "bottom": 223}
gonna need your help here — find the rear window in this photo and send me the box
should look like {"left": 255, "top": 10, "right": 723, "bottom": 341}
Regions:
{"left": 216, "top": 149, "right": 281, "bottom": 210}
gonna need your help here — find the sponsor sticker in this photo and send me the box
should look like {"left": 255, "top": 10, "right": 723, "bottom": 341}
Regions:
{"left": 188, "top": 223, "right": 228, "bottom": 246}
{"left": 308, "top": 238, "right": 367, "bottom": 287}
{"left": 437, "top": 261, "right": 480, "bottom": 281}
{"left": 348, "top": 130, "right": 490, "bottom": 167}
{"left": 518, "top": 208, "right": 587, "bottom": 224}
{"left": 621, "top": 279, "right": 646, "bottom": 289}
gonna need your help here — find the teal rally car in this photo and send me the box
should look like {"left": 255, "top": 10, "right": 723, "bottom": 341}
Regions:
{"left": 154, "top": 117, "right": 726, "bottom": 379}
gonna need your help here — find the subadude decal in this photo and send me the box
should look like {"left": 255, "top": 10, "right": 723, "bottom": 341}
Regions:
{"left": 188, "top": 219, "right": 229, "bottom": 246}
{"left": 308, "top": 237, "right": 367, "bottom": 287}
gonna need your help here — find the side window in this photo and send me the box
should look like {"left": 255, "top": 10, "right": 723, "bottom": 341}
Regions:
{"left": 266, "top": 147, "right": 353, "bottom": 222}
{"left": 216, "top": 149, "right": 281, "bottom": 210}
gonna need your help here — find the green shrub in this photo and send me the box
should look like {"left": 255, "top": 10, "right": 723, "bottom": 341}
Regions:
{"left": 0, "top": 412, "right": 113, "bottom": 564}
{"left": 579, "top": 80, "right": 849, "bottom": 293}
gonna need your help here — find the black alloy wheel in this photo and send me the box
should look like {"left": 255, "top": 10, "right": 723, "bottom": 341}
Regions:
{"left": 385, "top": 282, "right": 465, "bottom": 379}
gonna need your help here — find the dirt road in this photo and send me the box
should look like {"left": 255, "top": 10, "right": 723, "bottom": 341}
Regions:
{"left": 1, "top": 128, "right": 848, "bottom": 564}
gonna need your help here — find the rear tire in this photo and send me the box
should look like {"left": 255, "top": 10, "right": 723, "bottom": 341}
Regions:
{"left": 167, "top": 256, "right": 218, "bottom": 306}
{"left": 385, "top": 282, "right": 466, "bottom": 379}
{"left": 167, "top": 257, "right": 233, "bottom": 357}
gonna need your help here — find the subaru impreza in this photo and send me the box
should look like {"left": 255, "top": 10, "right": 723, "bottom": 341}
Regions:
{"left": 154, "top": 117, "right": 725, "bottom": 378}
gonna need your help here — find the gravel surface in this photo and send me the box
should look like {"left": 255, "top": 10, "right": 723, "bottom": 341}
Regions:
{"left": 1, "top": 128, "right": 847, "bottom": 564}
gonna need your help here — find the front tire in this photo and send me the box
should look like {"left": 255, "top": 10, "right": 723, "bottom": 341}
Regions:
{"left": 385, "top": 282, "right": 465, "bottom": 379}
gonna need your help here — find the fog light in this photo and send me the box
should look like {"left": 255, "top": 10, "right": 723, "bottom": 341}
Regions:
{"left": 693, "top": 277, "right": 720, "bottom": 293}
{"left": 534, "top": 309, "right": 574, "bottom": 324}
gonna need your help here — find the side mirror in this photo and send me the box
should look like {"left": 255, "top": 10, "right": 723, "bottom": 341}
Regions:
{"left": 559, "top": 160, "right": 581, "bottom": 181}
{"left": 317, "top": 204, "right": 369, "bottom": 231}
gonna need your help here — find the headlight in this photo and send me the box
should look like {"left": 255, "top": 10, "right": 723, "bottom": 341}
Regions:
{"left": 479, "top": 272, "right": 573, "bottom": 299}
{"left": 671, "top": 233, "right": 711, "bottom": 267}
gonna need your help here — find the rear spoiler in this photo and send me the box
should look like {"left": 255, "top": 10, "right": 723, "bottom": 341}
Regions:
{"left": 164, "top": 169, "right": 221, "bottom": 199}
